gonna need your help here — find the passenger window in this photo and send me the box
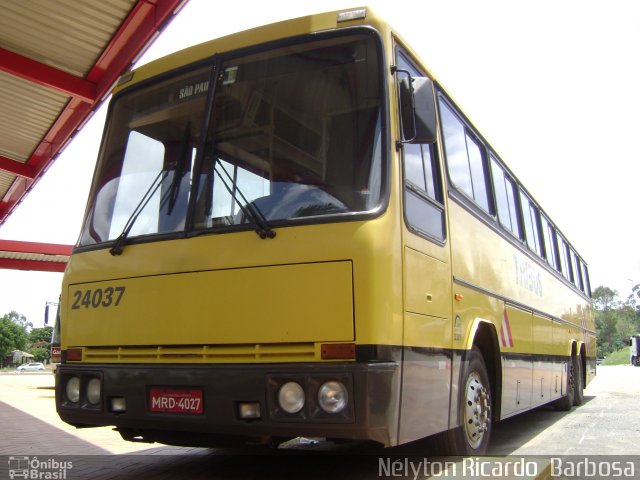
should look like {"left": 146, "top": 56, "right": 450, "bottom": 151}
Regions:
{"left": 572, "top": 251, "right": 584, "bottom": 290}
{"left": 440, "top": 103, "right": 472, "bottom": 197}
{"left": 581, "top": 262, "right": 592, "bottom": 296}
{"left": 490, "top": 156, "right": 520, "bottom": 238}
{"left": 519, "top": 191, "right": 542, "bottom": 256}
{"left": 504, "top": 177, "right": 521, "bottom": 239}
{"left": 540, "top": 214, "right": 557, "bottom": 269}
{"left": 491, "top": 159, "right": 510, "bottom": 228}
{"left": 465, "top": 134, "right": 490, "bottom": 212}
{"left": 440, "top": 100, "right": 490, "bottom": 213}
{"left": 558, "top": 236, "right": 571, "bottom": 281}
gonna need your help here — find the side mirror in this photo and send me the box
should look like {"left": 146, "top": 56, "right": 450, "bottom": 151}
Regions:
{"left": 398, "top": 72, "right": 437, "bottom": 145}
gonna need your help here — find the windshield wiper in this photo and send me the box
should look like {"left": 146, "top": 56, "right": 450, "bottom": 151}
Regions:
{"left": 212, "top": 159, "right": 276, "bottom": 239}
{"left": 109, "top": 169, "right": 169, "bottom": 256}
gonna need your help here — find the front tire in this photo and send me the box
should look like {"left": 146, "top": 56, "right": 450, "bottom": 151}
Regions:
{"left": 440, "top": 346, "right": 492, "bottom": 455}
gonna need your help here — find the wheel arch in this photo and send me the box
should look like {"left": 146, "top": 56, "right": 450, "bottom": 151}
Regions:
{"left": 468, "top": 319, "right": 502, "bottom": 422}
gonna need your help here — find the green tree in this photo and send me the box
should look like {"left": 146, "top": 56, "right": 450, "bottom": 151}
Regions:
{"left": 595, "top": 308, "right": 617, "bottom": 356}
{"left": 29, "top": 326, "right": 53, "bottom": 345}
{"left": 0, "top": 311, "right": 30, "bottom": 361}
{"left": 592, "top": 286, "right": 618, "bottom": 311}
{"left": 614, "top": 306, "right": 636, "bottom": 346}
{"left": 27, "top": 326, "right": 53, "bottom": 363}
{"left": 29, "top": 346, "right": 50, "bottom": 363}
{"left": 593, "top": 285, "right": 640, "bottom": 357}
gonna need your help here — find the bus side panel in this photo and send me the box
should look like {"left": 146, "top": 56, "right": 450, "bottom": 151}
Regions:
{"left": 398, "top": 313, "right": 452, "bottom": 444}
{"left": 398, "top": 173, "right": 453, "bottom": 442}
{"left": 532, "top": 313, "right": 554, "bottom": 406}
{"left": 500, "top": 305, "right": 532, "bottom": 418}
{"left": 551, "top": 319, "right": 568, "bottom": 400}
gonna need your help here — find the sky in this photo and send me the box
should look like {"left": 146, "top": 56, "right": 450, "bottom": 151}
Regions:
{"left": 1, "top": 0, "right": 639, "bottom": 326}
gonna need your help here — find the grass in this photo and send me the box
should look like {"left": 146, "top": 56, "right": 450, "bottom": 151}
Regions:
{"left": 602, "top": 347, "right": 631, "bottom": 366}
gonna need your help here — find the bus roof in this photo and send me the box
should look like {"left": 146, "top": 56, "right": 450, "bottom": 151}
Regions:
{"left": 114, "top": 7, "right": 397, "bottom": 93}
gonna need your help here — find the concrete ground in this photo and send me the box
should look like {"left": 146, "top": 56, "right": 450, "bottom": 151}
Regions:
{"left": 0, "top": 365, "right": 638, "bottom": 479}
{"left": 489, "top": 364, "right": 640, "bottom": 455}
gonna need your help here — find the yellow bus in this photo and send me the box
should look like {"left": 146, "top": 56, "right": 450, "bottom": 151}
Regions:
{"left": 55, "top": 7, "right": 595, "bottom": 454}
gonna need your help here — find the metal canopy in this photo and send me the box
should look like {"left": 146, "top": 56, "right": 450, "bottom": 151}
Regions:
{"left": 0, "top": 0, "right": 186, "bottom": 271}
{"left": 0, "top": 240, "right": 72, "bottom": 272}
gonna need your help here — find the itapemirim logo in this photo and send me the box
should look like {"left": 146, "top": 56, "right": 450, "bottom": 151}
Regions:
{"left": 7, "top": 456, "right": 72, "bottom": 479}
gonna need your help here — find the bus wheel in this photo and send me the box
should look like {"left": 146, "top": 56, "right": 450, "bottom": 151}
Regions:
{"left": 554, "top": 356, "right": 575, "bottom": 411}
{"left": 572, "top": 355, "right": 584, "bottom": 406}
{"left": 440, "top": 346, "right": 492, "bottom": 455}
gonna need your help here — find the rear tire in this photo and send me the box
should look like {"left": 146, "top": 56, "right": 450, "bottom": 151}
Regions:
{"left": 438, "top": 346, "right": 492, "bottom": 455}
{"left": 573, "top": 355, "right": 584, "bottom": 406}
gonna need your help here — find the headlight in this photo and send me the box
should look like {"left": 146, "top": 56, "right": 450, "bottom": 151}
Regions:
{"left": 86, "top": 378, "right": 102, "bottom": 405}
{"left": 278, "top": 381, "right": 305, "bottom": 414}
{"left": 318, "top": 381, "right": 348, "bottom": 413}
{"left": 65, "top": 376, "right": 81, "bottom": 403}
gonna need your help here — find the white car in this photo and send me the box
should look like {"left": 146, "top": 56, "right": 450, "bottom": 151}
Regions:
{"left": 16, "top": 362, "right": 45, "bottom": 371}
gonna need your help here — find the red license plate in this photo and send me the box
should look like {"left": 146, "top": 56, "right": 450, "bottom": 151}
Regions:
{"left": 149, "top": 387, "right": 204, "bottom": 414}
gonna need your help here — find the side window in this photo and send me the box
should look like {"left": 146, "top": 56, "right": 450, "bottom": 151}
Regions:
{"left": 404, "top": 144, "right": 440, "bottom": 202}
{"left": 558, "top": 235, "right": 571, "bottom": 281}
{"left": 519, "top": 191, "right": 542, "bottom": 256}
{"left": 465, "top": 134, "right": 490, "bottom": 212}
{"left": 540, "top": 214, "right": 558, "bottom": 270}
{"left": 571, "top": 250, "right": 584, "bottom": 291}
{"left": 439, "top": 100, "right": 490, "bottom": 213}
{"left": 581, "top": 262, "right": 592, "bottom": 297}
{"left": 397, "top": 51, "right": 445, "bottom": 242}
{"left": 490, "top": 156, "right": 521, "bottom": 238}
{"left": 504, "top": 177, "right": 521, "bottom": 239}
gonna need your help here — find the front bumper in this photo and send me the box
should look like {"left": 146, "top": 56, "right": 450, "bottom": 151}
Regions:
{"left": 56, "top": 361, "right": 399, "bottom": 447}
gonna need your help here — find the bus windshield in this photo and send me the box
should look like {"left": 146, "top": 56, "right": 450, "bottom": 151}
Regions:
{"left": 79, "top": 33, "right": 384, "bottom": 247}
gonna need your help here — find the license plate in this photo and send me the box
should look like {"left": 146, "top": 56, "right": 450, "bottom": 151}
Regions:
{"left": 149, "top": 387, "right": 203, "bottom": 414}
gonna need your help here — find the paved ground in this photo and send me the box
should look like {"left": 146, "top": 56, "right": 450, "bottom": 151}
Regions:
{"left": 488, "top": 364, "right": 640, "bottom": 456}
{"left": 0, "top": 365, "right": 638, "bottom": 479}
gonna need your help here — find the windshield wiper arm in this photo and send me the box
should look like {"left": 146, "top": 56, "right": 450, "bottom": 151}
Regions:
{"left": 213, "top": 159, "right": 276, "bottom": 239}
{"left": 109, "top": 169, "right": 169, "bottom": 256}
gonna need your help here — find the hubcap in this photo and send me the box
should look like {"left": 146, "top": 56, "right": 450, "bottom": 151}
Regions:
{"left": 463, "top": 372, "right": 491, "bottom": 449}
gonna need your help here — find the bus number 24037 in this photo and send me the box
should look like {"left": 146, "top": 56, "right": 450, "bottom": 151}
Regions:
{"left": 71, "top": 286, "right": 126, "bottom": 310}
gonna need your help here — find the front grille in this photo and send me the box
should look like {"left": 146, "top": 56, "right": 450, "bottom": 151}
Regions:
{"left": 78, "top": 343, "right": 318, "bottom": 363}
